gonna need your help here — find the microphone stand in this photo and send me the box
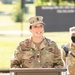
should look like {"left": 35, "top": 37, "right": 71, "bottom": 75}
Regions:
{"left": 65, "top": 51, "right": 70, "bottom": 75}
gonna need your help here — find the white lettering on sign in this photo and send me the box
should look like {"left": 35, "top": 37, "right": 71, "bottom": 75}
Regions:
{"left": 41, "top": 6, "right": 75, "bottom": 13}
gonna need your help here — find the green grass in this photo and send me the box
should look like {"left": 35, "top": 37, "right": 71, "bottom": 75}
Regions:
{"left": 0, "top": 2, "right": 13, "bottom": 12}
{"left": 0, "top": 36, "right": 24, "bottom": 69}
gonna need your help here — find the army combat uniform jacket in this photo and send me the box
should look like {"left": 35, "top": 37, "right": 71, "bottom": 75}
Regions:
{"left": 11, "top": 37, "right": 63, "bottom": 68}
{"left": 62, "top": 43, "right": 75, "bottom": 75}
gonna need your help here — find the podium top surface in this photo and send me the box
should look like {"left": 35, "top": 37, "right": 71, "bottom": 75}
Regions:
{"left": 9, "top": 68, "right": 67, "bottom": 72}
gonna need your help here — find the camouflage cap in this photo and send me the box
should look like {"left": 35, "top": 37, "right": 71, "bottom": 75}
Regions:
{"left": 28, "top": 16, "right": 45, "bottom": 26}
{"left": 69, "top": 26, "right": 75, "bottom": 35}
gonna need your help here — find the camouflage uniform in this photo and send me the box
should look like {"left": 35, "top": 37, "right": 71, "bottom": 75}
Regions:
{"left": 62, "top": 27, "right": 75, "bottom": 75}
{"left": 11, "top": 37, "right": 64, "bottom": 68}
{"left": 63, "top": 43, "right": 75, "bottom": 75}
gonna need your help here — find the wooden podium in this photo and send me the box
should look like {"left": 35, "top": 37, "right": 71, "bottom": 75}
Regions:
{"left": 9, "top": 68, "right": 67, "bottom": 75}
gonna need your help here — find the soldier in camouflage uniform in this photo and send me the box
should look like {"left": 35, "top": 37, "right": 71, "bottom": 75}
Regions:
{"left": 62, "top": 26, "right": 75, "bottom": 75}
{"left": 11, "top": 16, "right": 64, "bottom": 68}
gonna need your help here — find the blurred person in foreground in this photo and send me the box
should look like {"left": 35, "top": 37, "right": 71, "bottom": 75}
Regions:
{"left": 62, "top": 26, "right": 75, "bottom": 75}
{"left": 11, "top": 16, "right": 64, "bottom": 68}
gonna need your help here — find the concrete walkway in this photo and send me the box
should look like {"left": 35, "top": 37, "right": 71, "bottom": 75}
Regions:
{"left": 0, "top": 30, "right": 31, "bottom": 35}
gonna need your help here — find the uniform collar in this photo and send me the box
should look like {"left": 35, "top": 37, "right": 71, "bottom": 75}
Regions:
{"left": 30, "top": 37, "right": 47, "bottom": 50}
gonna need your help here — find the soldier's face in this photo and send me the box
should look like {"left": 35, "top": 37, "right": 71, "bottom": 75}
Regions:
{"left": 30, "top": 24, "right": 44, "bottom": 38}
{"left": 71, "top": 33, "right": 75, "bottom": 36}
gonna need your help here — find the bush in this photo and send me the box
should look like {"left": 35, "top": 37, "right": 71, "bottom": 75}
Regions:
{"left": 35, "top": 0, "right": 75, "bottom": 6}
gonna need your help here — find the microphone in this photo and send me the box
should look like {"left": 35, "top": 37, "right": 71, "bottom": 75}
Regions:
{"left": 61, "top": 44, "right": 75, "bottom": 58}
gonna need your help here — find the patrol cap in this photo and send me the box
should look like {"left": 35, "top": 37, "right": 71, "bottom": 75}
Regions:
{"left": 69, "top": 26, "right": 75, "bottom": 35}
{"left": 28, "top": 16, "right": 45, "bottom": 26}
